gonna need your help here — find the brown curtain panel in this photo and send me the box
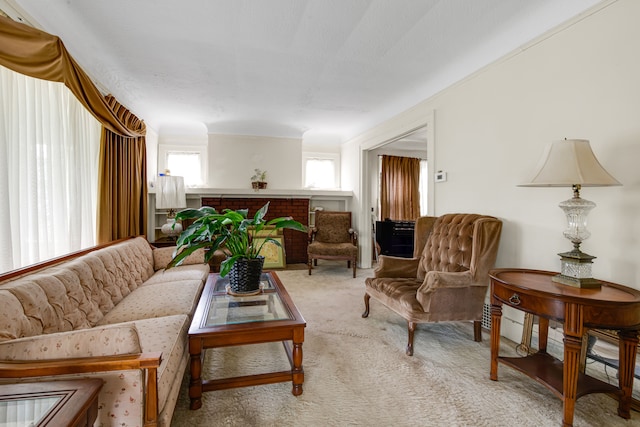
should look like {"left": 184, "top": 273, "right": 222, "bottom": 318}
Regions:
{"left": 380, "top": 155, "right": 421, "bottom": 221}
{"left": 97, "top": 96, "right": 148, "bottom": 243}
{"left": 0, "top": 16, "right": 148, "bottom": 243}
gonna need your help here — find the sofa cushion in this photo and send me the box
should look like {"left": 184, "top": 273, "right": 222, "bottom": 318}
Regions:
{"left": 96, "top": 279, "right": 205, "bottom": 326}
{"left": 144, "top": 263, "right": 210, "bottom": 286}
{"left": 134, "top": 314, "right": 190, "bottom": 416}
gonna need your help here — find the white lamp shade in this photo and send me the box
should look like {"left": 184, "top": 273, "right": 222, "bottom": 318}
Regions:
{"left": 519, "top": 139, "right": 621, "bottom": 187}
{"left": 156, "top": 175, "right": 187, "bottom": 209}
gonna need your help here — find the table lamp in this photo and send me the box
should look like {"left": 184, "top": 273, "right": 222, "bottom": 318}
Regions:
{"left": 156, "top": 175, "right": 187, "bottom": 239}
{"left": 519, "top": 139, "right": 621, "bottom": 288}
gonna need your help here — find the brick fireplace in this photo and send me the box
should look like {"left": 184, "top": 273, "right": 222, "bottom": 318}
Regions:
{"left": 201, "top": 197, "right": 310, "bottom": 264}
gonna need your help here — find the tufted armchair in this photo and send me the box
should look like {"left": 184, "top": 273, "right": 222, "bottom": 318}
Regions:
{"left": 363, "top": 213, "right": 502, "bottom": 355}
{"left": 308, "top": 210, "right": 358, "bottom": 278}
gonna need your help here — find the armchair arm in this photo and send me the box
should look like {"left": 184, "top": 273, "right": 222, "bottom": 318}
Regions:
{"left": 418, "top": 270, "right": 473, "bottom": 292}
{"left": 374, "top": 255, "right": 420, "bottom": 278}
{"left": 348, "top": 228, "right": 358, "bottom": 245}
{"left": 308, "top": 227, "right": 318, "bottom": 243}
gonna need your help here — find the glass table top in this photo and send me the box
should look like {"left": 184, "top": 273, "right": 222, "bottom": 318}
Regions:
{"left": 0, "top": 395, "right": 62, "bottom": 427}
{"left": 205, "top": 273, "right": 293, "bottom": 327}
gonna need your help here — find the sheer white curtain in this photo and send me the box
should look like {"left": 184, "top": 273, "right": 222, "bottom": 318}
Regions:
{"left": 0, "top": 65, "right": 101, "bottom": 273}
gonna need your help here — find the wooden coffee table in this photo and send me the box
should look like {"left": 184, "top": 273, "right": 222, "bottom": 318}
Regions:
{"left": 0, "top": 379, "right": 103, "bottom": 426}
{"left": 188, "top": 271, "right": 306, "bottom": 410}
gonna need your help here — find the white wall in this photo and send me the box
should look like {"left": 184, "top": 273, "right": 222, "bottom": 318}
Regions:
{"left": 208, "top": 134, "right": 302, "bottom": 189}
{"left": 346, "top": 0, "right": 640, "bottom": 341}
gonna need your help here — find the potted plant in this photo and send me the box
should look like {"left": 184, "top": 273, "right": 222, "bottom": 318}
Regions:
{"left": 251, "top": 169, "right": 267, "bottom": 190}
{"left": 167, "top": 202, "right": 306, "bottom": 294}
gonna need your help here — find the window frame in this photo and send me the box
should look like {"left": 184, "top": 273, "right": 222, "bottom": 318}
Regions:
{"left": 302, "top": 151, "right": 341, "bottom": 190}
{"left": 157, "top": 144, "right": 208, "bottom": 187}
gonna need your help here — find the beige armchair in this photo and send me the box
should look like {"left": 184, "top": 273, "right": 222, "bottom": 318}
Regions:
{"left": 363, "top": 213, "right": 502, "bottom": 355}
{"left": 308, "top": 211, "right": 358, "bottom": 278}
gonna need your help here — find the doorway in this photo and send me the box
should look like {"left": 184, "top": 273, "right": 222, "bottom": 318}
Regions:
{"left": 358, "top": 110, "right": 435, "bottom": 269}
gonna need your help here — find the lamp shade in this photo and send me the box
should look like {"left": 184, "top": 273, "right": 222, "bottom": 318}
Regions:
{"left": 156, "top": 175, "right": 187, "bottom": 209}
{"left": 519, "top": 139, "right": 621, "bottom": 187}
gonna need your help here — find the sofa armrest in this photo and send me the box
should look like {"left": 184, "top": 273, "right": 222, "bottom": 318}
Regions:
{"left": 153, "top": 246, "right": 205, "bottom": 270}
{"left": 374, "top": 255, "right": 419, "bottom": 278}
{"left": 0, "top": 351, "right": 161, "bottom": 377}
{"left": 0, "top": 324, "right": 142, "bottom": 360}
{"left": 0, "top": 352, "right": 161, "bottom": 427}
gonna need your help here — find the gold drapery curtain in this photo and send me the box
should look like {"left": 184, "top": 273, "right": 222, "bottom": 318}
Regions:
{"left": 0, "top": 16, "right": 147, "bottom": 243}
{"left": 380, "top": 155, "right": 421, "bottom": 221}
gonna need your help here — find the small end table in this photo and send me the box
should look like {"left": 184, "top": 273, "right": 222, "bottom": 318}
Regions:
{"left": 489, "top": 268, "right": 640, "bottom": 427}
{"left": 0, "top": 379, "right": 103, "bottom": 427}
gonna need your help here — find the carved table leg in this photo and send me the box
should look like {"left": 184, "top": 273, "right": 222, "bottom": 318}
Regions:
{"left": 291, "top": 328, "right": 305, "bottom": 396}
{"left": 189, "top": 340, "right": 203, "bottom": 410}
{"left": 538, "top": 317, "right": 549, "bottom": 353}
{"left": 617, "top": 329, "right": 639, "bottom": 419}
{"left": 562, "top": 302, "right": 584, "bottom": 427}
{"left": 490, "top": 302, "right": 502, "bottom": 381}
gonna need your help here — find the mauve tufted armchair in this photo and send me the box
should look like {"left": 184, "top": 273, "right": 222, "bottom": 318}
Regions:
{"left": 363, "top": 213, "right": 502, "bottom": 355}
{"left": 308, "top": 210, "right": 358, "bottom": 278}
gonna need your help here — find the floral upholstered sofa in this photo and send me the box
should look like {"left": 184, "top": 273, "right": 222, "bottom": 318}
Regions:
{"left": 0, "top": 236, "right": 210, "bottom": 426}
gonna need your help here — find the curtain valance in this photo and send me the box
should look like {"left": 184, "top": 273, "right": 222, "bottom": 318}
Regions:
{"left": 0, "top": 15, "right": 145, "bottom": 137}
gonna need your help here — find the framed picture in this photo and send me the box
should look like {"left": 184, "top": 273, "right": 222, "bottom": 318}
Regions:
{"left": 255, "top": 236, "right": 286, "bottom": 269}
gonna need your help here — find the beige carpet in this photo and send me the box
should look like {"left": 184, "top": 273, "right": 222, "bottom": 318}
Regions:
{"left": 171, "top": 263, "right": 638, "bottom": 427}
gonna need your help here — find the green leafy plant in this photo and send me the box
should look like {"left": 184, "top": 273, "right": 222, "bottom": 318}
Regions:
{"left": 251, "top": 169, "right": 267, "bottom": 182}
{"left": 166, "top": 202, "right": 306, "bottom": 277}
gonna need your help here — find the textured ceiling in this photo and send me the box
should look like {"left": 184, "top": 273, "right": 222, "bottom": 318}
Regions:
{"left": 4, "top": 0, "right": 602, "bottom": 142}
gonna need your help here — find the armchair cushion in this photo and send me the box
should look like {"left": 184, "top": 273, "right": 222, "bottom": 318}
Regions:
{"left": 307, "top": 241, "right": 357, "bottom": 257}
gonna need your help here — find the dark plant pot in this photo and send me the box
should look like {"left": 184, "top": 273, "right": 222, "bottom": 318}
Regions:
{"left": 252, "top": 181, "right": 267, "bottom": 190}
{"left": 228, "top": 256, "right": 265, "bottom": 294}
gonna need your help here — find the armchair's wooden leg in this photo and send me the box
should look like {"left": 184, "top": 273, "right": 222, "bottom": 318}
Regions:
{"left": 473, "top": 320, "right": 482, "bottom": 342}
{"left": 362, "top": 293, "right": 370, "bottom": 318}
{"left": 407, "top": 322, "right": 416, "bottom": 356}
{"left": 352, "top": 258, "right": 356, "bottom": 278}
{"left": 314, "top": 259, "right": 318, "bottom": 266}
{"left": 347, "top": 260, "right": 351, "bottom": 268}
{"left": 308, "top": 256, "right": 312, "bottom": 275}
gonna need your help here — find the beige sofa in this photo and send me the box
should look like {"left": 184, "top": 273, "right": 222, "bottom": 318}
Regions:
{"left": 0, "top": 236, "right": 210, "bottom": 427}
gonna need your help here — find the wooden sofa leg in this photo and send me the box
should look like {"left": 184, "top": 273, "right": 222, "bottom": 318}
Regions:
{"left": 473, "top": 320, "right": 482, "bottom": 342}
{"left": 308, "top": 257, "right": 312, "bottom": 275}
{"left": 362, "top": 293, "right": 370, "bottom": 318}
{"left": 406, "top": 322, "right": 416, "bottom": 356}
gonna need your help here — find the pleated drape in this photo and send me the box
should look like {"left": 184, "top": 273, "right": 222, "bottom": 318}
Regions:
{"left": 380, "top": 155, "right": 421, "bottom": 221}
{"left": 0, "top": 16, "right": 148, "bottom": 243}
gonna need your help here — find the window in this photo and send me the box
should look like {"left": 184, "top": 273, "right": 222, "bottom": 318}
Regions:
{"left": 303, "top": 152, "right": 340, "bottom": 189}
{"left": 0, "top": 65, "right": 101, "bottom": 273}
{"left": 158, "top": 145, "right": 207, "bottom": 187}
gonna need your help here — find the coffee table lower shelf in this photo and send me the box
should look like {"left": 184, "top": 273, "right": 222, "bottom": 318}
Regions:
{"left": 499, "top": 352, "right": 620, "bottom": 399}
{"left": 202, "top": 342, "right": 298, "bottom": 392}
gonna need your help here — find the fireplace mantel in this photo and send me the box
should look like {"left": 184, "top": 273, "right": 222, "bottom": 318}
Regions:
{"left": 182, "top": 187, "right": 353, "bottom": 200}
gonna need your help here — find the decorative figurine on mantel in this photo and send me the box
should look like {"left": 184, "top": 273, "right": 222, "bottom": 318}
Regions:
{"left": 251, "top": 169, "right": 267, "bottom": 190}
